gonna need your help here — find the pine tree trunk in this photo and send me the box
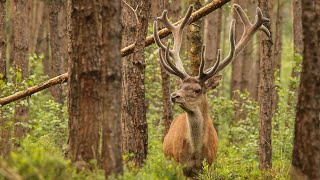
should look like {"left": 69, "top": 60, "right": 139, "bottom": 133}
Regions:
{"left": 272, "top": 0, "right": 283, "bottom": 113}
{"left": 35, "top": 4, "right": 50, "bottom": 76}
{"left": 241, "top": 0, "right": 256, "bottom": 95}
{"left": 188, "top": 0, "right": 203, "bottom": 76}
{"left": 231, "top": 0, "right": 244, "bottom": 122}
{"left": 100, "top": 1, "right": 123, "bottom": 175}
{"left": 251, "top": 36, "right": 260, "bottom": 101}
{"left": 0, "top": 0, "right": 11, "bottom": 158}
{"left": 258, "top": 0, "right": 273, "bottom": 173}
{"left": 291, "top": 1, "right": 320, "bottom": 179}
{"left": 0, "top": 0, "right": 6, "bottom": 80}
{"left": 203, "top": 4, "right": 222, "bottom": 70}
{"left": 152, "top": 0, "right": 173, "bottom": 135}
{"left": 67, "top": 0, "right": 101, "bottom": 165}
{"left": 12, "top": 0, "right": 29, "bottom": 142}
{"left": 121, "top": 0, "right": 150, "bottom": 168}
{"left": 58, "top": 3, "right": 68, "bottom": 73}
{"left": 49, "top": 1, "right": 64, "bottom": 104}
{"left": 288, "top": 0, "right": 303, "bottom": 105}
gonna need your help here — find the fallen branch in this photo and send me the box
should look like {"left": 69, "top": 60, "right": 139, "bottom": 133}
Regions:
{"left": 0, "top": 73, "right": 68, "bottom": 106}
{"left": 0, "top": 0, "right": 231, "bottom": 106}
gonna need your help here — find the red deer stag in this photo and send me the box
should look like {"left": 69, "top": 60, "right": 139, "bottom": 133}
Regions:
{"left": 153, "top": 4, "right": 270, "bottom": 176}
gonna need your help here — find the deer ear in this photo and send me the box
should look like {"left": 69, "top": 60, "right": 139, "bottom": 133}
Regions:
{"left": 203, "top": 75, "right": 222, "bottom": 92}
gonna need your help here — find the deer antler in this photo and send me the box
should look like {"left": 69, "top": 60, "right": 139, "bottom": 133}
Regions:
{"left": 197, "top": 4, "right": 270, "bottom": 84}
{"left": 153, "top": 6, "right": 193, "bottom": 79}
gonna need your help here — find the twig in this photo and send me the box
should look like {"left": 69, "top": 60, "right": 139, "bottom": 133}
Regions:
{"left": 122, "top": 0, "right": 139, "bottom": 24}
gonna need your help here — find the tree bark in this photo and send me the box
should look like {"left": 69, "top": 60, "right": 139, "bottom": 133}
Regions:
{"left": 231, "top": 0, "right": 243, "bottom": 100}
{"left": 0, "top": 0, "right": 6, "bottom": 80}
{"left": 231, "top": 0, "right": 245, "bottom": 122}
{"left": 121, "top": 0, "right": 150, "bottom": 168}
{"left": 49, "top": 0, "right": 64, "bottom": 104}
{"left": 241, "top": 0, "right": 256, "bottom": 95}
{"left": 258, "top": 0, "right": 273, "bottom": 172}
{"left": 0, "top": 0, "right": 11, "bottom": 158}
{"left": 288, "top": 0, "right": 303, "bottom": 101}
{"left": 35, "top": 4, "right": 50, "bottom": 76}
{"left": 152, "top": 0, "right": 173, "bottom": 135}
{"left": 203, "top": 3, "right": 222, "bottom": 70}
{"left": 12, "top": 0, "right": 29, "bottom": 142}
{"left": 272, "top": 0, "right": 283, "bottom": 113}
{"left": 67, "top": 0, "right": 101, "bottom": 165}
{"left": 291, "top": 1, "right": 320, "bottom": 179}
{"left": 188, "top": 0, "right": 203, "bottom": 76}
{"left": 100, "top": 0, "right": 123, "bottom": 175}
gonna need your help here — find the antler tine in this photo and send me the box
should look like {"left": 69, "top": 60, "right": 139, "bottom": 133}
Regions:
{"left": 213, "top": 4, "right": 270, "bottom": 74}
{"left": 153, "top": 21, "right": 166, "bottom": 51}
{"left": 179, "top": 5, "right": 193, "bottom": 32}
{"left": 158, "top": 49, "right": 179, "bottom": 77}
{"left": 199, "top": 49, "right": 221, "bottom": 83}
{"left": 154, "top": 5, "right": 194, "bottom": 77}
{"left": 164, "top": 43, "right": 189, "bottom": 80}
{"left": 198, "top": 44, "right": 206, "bottom": 79}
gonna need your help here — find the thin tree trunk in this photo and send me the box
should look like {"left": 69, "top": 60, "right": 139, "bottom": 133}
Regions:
{"left": 121, "top": 0, "right": 150, "bottom": 168}
{"left": 0, "top": 0, "right": 6, "bottom": 80}
{"left": 231, "top": 0, "right": 244, "bottom": 122}
{"left": 291, "top": 1, "right": 320, "bottom": 179}
{"left": 153, "top": 0, "right": 173, "bottom": 135}
{"left": 0, "top": 0, "right": 11, "bottom": 158}
{"left": 12, "top": 0, "right": 29, "bottom": 142}
{"left": 251, "top": 36, "right": 260, "bottom": 101}
{"left": 258, "top": 0, "right": 273, "bottom": 173}
{"left": 58, "top": 3, "right": 68, "bottom": 73}
{"left": 241, "top": 0, "right": 256, "bottom": 95}
{"left": 188, "top": 0, "right": 203, "bottom": 76}
{"left": 100, "top": 0, "right": 123, "bottom": 176}
{"left": 272, "top": 0, "right": 283, "bottom": 113}
{"left": 204, "top": 3, "right": 222, "bottom": 70}
{"left": 288, "top": 0, "right": 303, "bottom": 106}
{"left": 67, "top": 0, "right": 101, "bottom": 165}
{"left": 49, "top": 1, "right": 64, "bottom": 104}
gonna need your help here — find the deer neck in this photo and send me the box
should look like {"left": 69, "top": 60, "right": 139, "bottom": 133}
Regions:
{"left": 185, "top": 94, "right": 210, "bottom": 154}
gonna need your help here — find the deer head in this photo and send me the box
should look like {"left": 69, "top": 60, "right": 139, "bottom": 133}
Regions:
{"left": 153, "top": 4, "right": 270, "bottom": 112}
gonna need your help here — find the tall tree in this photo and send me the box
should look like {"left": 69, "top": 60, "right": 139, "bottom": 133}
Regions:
{"left": 272, "top": 0, "right": 283, "bottom": 113}
{"left": 49, "top": 0, "right": 64, "bottom": 104}
{"left": 188, "top": 0, "right": 203, "bottom": 76}
{"left": 231, "top": 0, "right": 244, "bottom": 100}
{"left": 231, "top": 0, "right": 245, "bottom": 122}
{"left": 35, "top": 5, "right": 50, "bottom": 76}
{"left": 0, "top": 0, "right": 11, "bottom": 158}
{"left": 100, "top": 0, "right": 123, "bottom": 175}
{"left": 67, "top": 0, "right": 102, "bottom": 165}
{"left": 12, "top": 0, "right": 29, "bottom": 142}
{"left": 121, "top": 0, "right": 150, "bottom": 168}
{"left": 291, "top": 0, "right": 320, "bottom": 179}
{"left": 0, "top": 0, "right": 6, "bottom": 80}
{"left": 258, "top": 0, "right": 273, "bottom": 172}
{"left": 289, "top": 0, "right": 303, "bottom": 97}
{"left": 48, "top": 0, "right": 64, "bottom": 103}
{"left": 241, "top": 0, "right": 256, "bottom": 95}
{"left": 151, "top": 0, "right": 173, "bottom": 135}
{"left": 203, "top": 2, "right": 222, "bottom": 71}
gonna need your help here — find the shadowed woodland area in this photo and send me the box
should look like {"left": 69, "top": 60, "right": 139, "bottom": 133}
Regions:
{"left": 0, "top": 0, "right": 319, "bottom": 179}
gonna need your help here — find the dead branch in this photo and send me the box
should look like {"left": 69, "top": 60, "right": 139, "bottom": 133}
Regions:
{"left": 0, "top": 0, "right": 230, "bottom": 106}
{"left": 0, "top": 73, "right": 67, "bottom": 106}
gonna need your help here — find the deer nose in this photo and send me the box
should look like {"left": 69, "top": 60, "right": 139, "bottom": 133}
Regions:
{"left": 171, "top": 93, "right": 181, "bottom": 102}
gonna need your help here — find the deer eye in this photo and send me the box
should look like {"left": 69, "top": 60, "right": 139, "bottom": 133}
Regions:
{"left": 194, "top": 89, "right": 201, "bottom": 94}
